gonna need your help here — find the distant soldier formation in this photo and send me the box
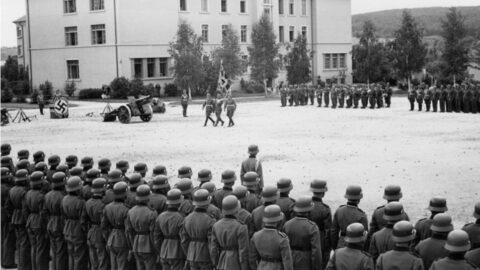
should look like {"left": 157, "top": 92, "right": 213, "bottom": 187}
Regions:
{"left": 279, "top": 83, "right": 393, "bottom": 109}
{"left": 1, "top": 143, "right": 479, "bottom": 270}
{"left": 408, "top": 84, "right": 480, "bottom": 113}
{"left": 202, "top": 93, "right": 237, "bottom": 127}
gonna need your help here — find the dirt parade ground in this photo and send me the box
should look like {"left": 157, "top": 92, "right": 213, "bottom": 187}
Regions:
{"left": 1, "top": 96, "right": 479, "bottom": 228}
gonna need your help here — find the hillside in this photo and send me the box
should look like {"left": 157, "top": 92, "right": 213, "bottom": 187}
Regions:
{"left": 352, "top": 6, "right": 480, "bottom": 38}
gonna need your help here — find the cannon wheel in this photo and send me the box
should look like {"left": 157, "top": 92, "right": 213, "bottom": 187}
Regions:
{"left": 117, "top": 105, "right": 131, "bottom": 124}
{"left": 140, "top": 114, "right": 152, "bottom": 122}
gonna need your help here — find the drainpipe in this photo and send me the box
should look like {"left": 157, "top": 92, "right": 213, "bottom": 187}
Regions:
{"left": 26, "top": 0, "right": 33, "bottom": 92}
{"left": 310, "top": 0, "right": 315, "bottom": 84}
{"left": 113, "top": 0, "right": 119, "bottom": 78}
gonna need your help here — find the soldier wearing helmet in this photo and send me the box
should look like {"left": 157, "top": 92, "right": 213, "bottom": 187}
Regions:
{"left": 309, "top": 179, "right": 332, "bottom": 269}
{"left": 200, "top": 184, "right": 221, "bottom": 221}
{"left": 104, "top": 169, "right": 124, "bottom": 204}
{"left": 276, "top": 178, "right": 295, "bottom": 221}
{"left": 125, "top": 173, "right": 143, "bottom": 208}
{"left": 98, "top": 158, "right": 111, "bottom": 179}
{"left": 252, "top": 186, "right": 282, "bottom": 232}
{"left": 176, "top": 178, "right": 194, "bottom": 216}
{"left": 134, "top": 162, "right": 148, "bottom": 178}
{"left": 86, "top": 178, "right": 109, "bottom": 270}
{"left": 116, "top": 160, "right": 129, "bottom": 176}
{"left": 82, "top": 168, "right": 100, "bottom": 201}
{"left": 0, "top": 143, "right": 11, "bottom": 157}
{"left": 148, "top": 176, "right": 169, "bottom": 214}
{"left": 17, "top": 149, "right": 30, "bottom": 161}
{"left": 232, "top": 185, "right": 254, "bottom": 238}
{"left": 240, "top": 144, "right": 264, "bottom": 193}
{"left": 81, "top": 156, "right": 94, "bottom": 179}
{"left": 65, "top": 155, "right": 78, "bottom": 169}
{"left": 212, "top": 170, "right": 236, "bottom": 209}
{"left": 47, "top": 154, "right": 61, "bottom": 181}
{"left": 462, "top": 202, "right": 480, "bottom": 251}
{"left": 1, "top": 167, "right": 16, "bottom": 268}
{"left": 430, "top": 230, "right": 477, "bottom": 270}
{"left": 414, "top": 196, "right": 448, "bottom": 245}
{"left": 1, "top": 156, "right": 15, "bottom": 172}
{"left": 241, "top": 172, "right": 262, "bottom": 212}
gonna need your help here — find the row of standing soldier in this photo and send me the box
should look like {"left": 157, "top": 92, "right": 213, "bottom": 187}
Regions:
{"left": 407, "top": 84, "right": 480, "bottom": 113}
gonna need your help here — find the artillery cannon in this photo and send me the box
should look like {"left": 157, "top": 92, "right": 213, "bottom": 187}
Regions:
{"left": 102, "top": 95, "right": 153, "bottom": 124}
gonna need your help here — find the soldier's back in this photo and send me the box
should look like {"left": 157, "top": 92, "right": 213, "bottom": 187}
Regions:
{"left": 465, "top": 248, "right": 480, "bottom": 268}
{"left": 103, "top": 201, "right": 129, "bottom": 248}
{"left": 155, "top": 210, "right": 185, "bottom": 260}
{"left": 127, "top": 204, "right": 157, "bottom": 253}
{"left": 326, "top": 247, "right": 374, "bottom": 270}
{"left": 182, "top": 210, "right": 216, "bottom": 262}
{"left": 245, "top": 193, "right": 261, "bottom": 213}
{"left": 415, "top": 218, "right": 434, "bottom": 243}
{"left": 284, "top": 217, "right": 322, "bottom": 270}
{"left": 277, "top": 196, "right": 295, "bottom": 221}
{"left": 211, "top": 217, "right": 249, "bottom": 270}
{"left": 251, "top": 228, "right": 293, "bottom": 270}
{"left": 44, "top": 189, "right": 66, "bottom": 234}
{"left": 149, "top": 193, "right": 167, "bottom": 214}
{"left": 369, "top": 227, "right": 395, "bottom": 260}
{"left": 9, "top": 185, "right": 27, "bottom": 225}
{"left": 251, "top": 205, "right": 266, "bottom": 232}
{"left": 212, "top": 187, "right": 232, "bottom": 208}
{"left": 415, "top": 237, "right": 448, "bottom": 269}
{"left": 236, "top": 207, "right": 254, "bottom": 237}
{"left": 430, "top": 257, "right": 478, "bottom": 270}
{"left": 25, "top": 189, "right": 46, "bottom": 229}
{"left": 335, "top": 205, "right": 368, "bottom": 232}
{"left": 376, "top": 249, "right": 423, "bottom": 270}
{"left": 462, "top": 222, "right": 480, "bottom": 248}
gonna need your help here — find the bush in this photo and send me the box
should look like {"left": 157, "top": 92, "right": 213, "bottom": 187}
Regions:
{"left": 110, "top": 77, "right": 130, "bottom": 98}
{"left": 39, "top": 80, "right": 53, "bottom": 100}
{"left": 30, "top": 89, "right": 39, "bottom": 104}
{"left": 154, "top": 84, "right": 162, "bottom": 97}
{"left": 144, "top": 83, "right": 155, "bottom": 97}
{"left": 65, "top": 81, "right": 76, "bottom": 97}
{"left": 164, "top": 83, "right": 179, "bottom": 97}
{"left": 1, "top": 88, "right": 14, "bottom": 103}
{"left": 78, "top": 88, "right": 103, "bottom": 99}
{"left": 128, "top": 78, "right": 145, "bottom": 97}
{"left": 243, "top": 80, "right": 264, "bottom": 93}
{"left": 7, "top": 80, "right": 30, "bottom": 96}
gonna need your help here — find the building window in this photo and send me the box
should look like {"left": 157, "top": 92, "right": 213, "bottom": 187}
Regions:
{"left": 332, "top": 54, "right": 338, "bottom": 69}
{"left": 17, "top": 45, "right": 22, "bottom": 56}
{"left": 90, "top": 0, "right": 104, "bottom": 11}
{"left": 279, "top": 26, "right": 284, "bottom": 42}
{"left": 67, "top": 60, "right": 79, "bottom": 79}
{"left": 241, "top": 25, "right": 247, "bottom": 43}
{"left": 278, "top": 0, "right": 284, "bottom": 14}
{"left": 64, "top": 0, "right": 76, "bottom": 13}
{"left": 222, "top": 25, "right": 228, "bottom": 40}
{"left": 324, "top": 54, "right": 330, "bottom": 69}
{"left": 301, "top": 0, "right": 306, "bottom": 15}
{"left": 202, "top": 25, "right": 209, "bottom": 43}
{"left": 65, "top": 26, "right": 78, "bottom": 46}
{"left": 179, "top": 0, "right": 187, "bottom": 11}
{"left": 301, "top": 26, "right": 307, "bottom": 39}
{"left": 160, "top": 58, "right": 168, "bottom": 77}
{"left": 241, "top": 54, "right": 248, "bottom": 62}
{"left": 16, "top": 26, "right": 22, "bottom": 38}
{"left": 240, "top": 0, "right": 246, "bottom": 13}
{"left": 339, "top": 54, "right": 346, "bottom": 68}
{"left": 221, "top": 0, "right": 227, "bottom": 12}
{"left": 289, "top": 26, "right": 294, "bottom": 42}
{"left": 201, "top": 0, "right": 208, "bottom": 12}
{"left": 289, "top": 0, "right": 294, "bottom": 15}
{"left": 134, "top": 59, "right": 143, "bottom": 78}
{"left": 91, "top": 24, "right": 106, "bottom": 45}
{"left": 147, "top": 58, "right": 155, "bottom": 78}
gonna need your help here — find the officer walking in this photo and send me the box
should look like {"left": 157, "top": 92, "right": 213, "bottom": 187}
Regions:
{"left": 309, "top": 180, "right": 332, "bottom": 269}
{"left": 284, "top": 196, "right": 323, "bottom": 270}
{"left": 86, "top": 178, "right": 109, "bottom": 270}
{"left": 249, "top": 204, "right": 293, "bottom": 270}
{"left": 430, "top": 230, "right": 477, "bottom": 270}
{"left": 210, "top": 195, "right": 250, "bottom": 270}
{"left": 276, "top": 178, "right": 295, "bottom": 221}
{"left": 326, "top": 223, "right": 374, "bottom": 270}
{"left": 181, "top": 90, "right": 189, "bottom": 117}
{"left": 240, "top": 145, "right": 264, "bottom": 193}
{"left": 202, "top": 93, "right": 215, "bottom": 127}
{"left": 224, "top": 95, "right": 237, "bottom": 127}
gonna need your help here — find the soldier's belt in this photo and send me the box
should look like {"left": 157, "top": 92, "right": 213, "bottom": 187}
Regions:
{"left": 113, "top": 225, "right": 125, "bottom": 230}
{"left": 163, "top": 235, "right": 180, "bottom": 240}
{"left": 220, "top": 245, "right": 238, "bottom": 251}
{"left": 135, "top": 230, "right": 150, "bottom": 235}
{"left": 260, "top": 256, "right": 282, "bottom": 263}
{"left": 190, "top": 237, "right": 208, "bottom": 242}
{"left": 291, "top": 245, "right": 311, "bottom": 251}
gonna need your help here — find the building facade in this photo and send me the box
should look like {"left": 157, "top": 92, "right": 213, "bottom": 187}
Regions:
{"left": 18, "top": 0, "right": 352, "bottom": 92}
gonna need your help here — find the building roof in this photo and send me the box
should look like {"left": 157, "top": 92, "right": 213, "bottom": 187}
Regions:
{"left": 13, "top": 15, "right": 26, "bottom": 24}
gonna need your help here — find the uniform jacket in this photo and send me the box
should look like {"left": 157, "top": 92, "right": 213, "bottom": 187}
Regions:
{"left": 369, "top": 205, "right": 409, "bottom": 236}
{"left": 277, "top": 195, "right": 295, "bottom": 221}
{"left": 414, "top": 218, "right": 434, "bottom": 245}
{"left": 240, "top": 157, "right": 264, "bottom": 190}
{"left": 24, "top": 188, "right": 47, "bottom": 230}
{"left": 207, "top": 203, "right": 221, "bottom": 221}
{"left": 430, "top": 257, "right": 478, "bottom": 270}
{"left": 210, "top": 216, "right": 249, "bottom": 270}
{"left": 369, "top": 226, "right": 395, "bottom": 261}
{"left": 245, "top": 192, "right": 262, "bottom": 213}
{"left": 62, "top": 194, "right": 88, "bottom": 243}
{"left": 237, "top": 208, "right": 254, "bottom": 238}
{"left": 85, "top": 196, "right": 106, "bottom": 245}
{"left": 249, "top": 227, "right": 293, "bottom": 270}
{"left": 212, "top": 187, "right": 232, "bottom": 209}
{"left": 125, "top": 204, "right": 157, "bottom": 253}
{"left": 326, "top": 246, "right": 374, "bottom": 270}
{"left": 153, "top": 209, "right": 185, "bottom": 260}
{"left": 179, "top": 198, "right": 194, "bottom": 216}
{"left": 7, "top": 185, "right": 28, "bottom": 226}
{"left": 101, "top": 200, "right": 129, "bottom": 249}
{"left": 414, "top": 235, "right": 448, "bottom": 270}
{"left": 1, "top": 183, "right": 13, "bottom": 224}
{"left": 181, "top": 94, "right": 189, "bottom": 105}
{"left": 465, "top": 248, "right": 480, "bottom": 268}
{"left": 311, "top": 197, "right": 332, "bottom": 253}
{"left": 252, "top": 204, "right": 285, "bottom": 233}
{"left": 148, "top": 193, "right": 167, "bottom": 214}
{"left": 44, "top": 189, "right": 66, "bottom": 236}
{"left": 331, "top": 204, "right": 368, "bottom": 248}
{"left": 462, "top": 221, "right": 480, "bottom": 249}
{"left": 376, "top": 247, "right": 424, "bottom": 270}
{"left": 284, "top": 217, "right": 322, "bottom": 270}
{"left": 181, "top": 208, "right": 216, "bottom": 262}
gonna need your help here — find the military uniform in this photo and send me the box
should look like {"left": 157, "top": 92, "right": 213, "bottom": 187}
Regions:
{"left": 369, "top": 224, "right": 395, "bottom": 262}
{"left": 181, "top": 93, "right": 189, "bottom": 117}
{"left": 430, "top": 256, "right": 478, "bottom": 270}
{"left": 149, "top": 177, "right": 168, "bottom": 215}
{"left": 462, "top": 222, "right": 480, "bottom": 249}
{"left": 331, "top": 89, "right": 338, "bottom": 108}
{"left": 425, "top": 88, "right": 432, "bottom": 112}
{"left": 224, "top": 98, "right": 237, "bottom": 127}
{"left": 433, "top": 88, "right": 440, "bottom": 112}
{"left": 338, "top": 88, "right": 345, "bottom": 108}
{"left": 277, "top": 194, "right": 295, "bottom": 221}
{"left": 385, "top": 85, "right": 392, "bottom": 108}
{"left": 376, "top": 246, "right": 424, "bottom": 270}
{"left": 284, "top": 215, "right": 322, "bottom": 270}
{"left": 202, "top": 97, "right": 215, "bottom": 126}
{"left": 1, "top": 168, "right": 16, "bottom": 268}
{"left": 326, "top": 246, "right": 374, "bottom": 270}
{"left": 346, "top": 88, "right": 353, "bottom": 108}
{"left": 408, "top": 89, "right": 417, "bottom": 111}
{"left": 310, "top": 196, "right": 332, "bottom": 268}
{"left": 416, "top": 88, "right": 424, "bottom": 111}
{"left": 465, "top": 249, "right": 480, "bottom": 268}
{"left": 376, "top": 88, "right": 383, "bottom": 108}
{"left": 249, "top": 226, "right": 293, "bottom": 270}
{"left": 316, "top": 88, "right": 323, "bottom": 107}
{"left": 369, "top": 206, "right": 409, "bottom": 238}
{"left": 212, "top": 186, "right": 233, "bottom": 209}
{"left": 446, "top": 88, "right": 454, "bottom": 112}
{"left": 331, "top": 204, "right": 368, "bottom": 248}
{"left": 240, "top": 154, "right": 264, "bottom": 192}
{"left": 280, "top": 88, "right": 287, "bottom": 107}
{"left": 324, "top": 88, "right": 330, "bottom": 107}
{"left": 415, "top": 235, "right": 449, "bottom": 269}
{"left": 439, "top": 88, "right": 447, "bottom": 112}
{"left": 368, "top": 88, "right": 375, "bottom": 109}
{"left": 214, "top": 97, "right": 225, "bottom": 126}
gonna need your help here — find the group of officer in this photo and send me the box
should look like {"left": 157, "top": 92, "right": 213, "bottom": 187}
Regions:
{"left": 1, "top": 143, "right": 479, "bottom": 270}
{"left": 279, "top": 83, "right": 393, "bottom": 109}
{"left": 407, "top": 84, "right": 480, "bottom": 113}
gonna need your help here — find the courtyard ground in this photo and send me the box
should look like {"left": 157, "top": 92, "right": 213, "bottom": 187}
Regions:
{"left": 1, "top": 96, "right": 479, "bottom": 228}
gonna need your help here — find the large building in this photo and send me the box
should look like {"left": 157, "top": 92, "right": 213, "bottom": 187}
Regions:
{"left": 16, "top": 0, "right": 352, "bottom": 92}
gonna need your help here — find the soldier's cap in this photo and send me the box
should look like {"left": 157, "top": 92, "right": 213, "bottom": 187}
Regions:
{"left": 428, "top": 197, "right": 448, "bottom": 212}
{"left": 177, "top": 166, "right": 192, "bottom": 178}
{"left": 65, "top": 154, "right": 78, "bottom": 164}
{"left": 445, "top": 230, "right": 471, "bottom": 252}
{"left": 116, "top": 160, "right": 129, "bottom": 171}
{"left": 221, "top": 170, "right": 236, "bottom": 184}
{"left": 86, "top": 168, "right": 100, "bottom": 182}
{"left": 152, "top": 175, "right": 170, "bottom": 190}
{"left": 127, "top": 173, "right": 143, "bottom": 188}
{"left": 16, "top": 159, "right": 30, "bottom": 170}
{"left": 242, "top": 172, "right": 259, "bottom": 187}
{"left": 345, "top": 223, "right": 367, "bottom": 243}
{"left": 33, "top": 151, "right": 45, "bottom": 161}
{"left": 277, "top": 178, "right": 293, "bottom": 193}
{"left": 474, "top": 202, "right": 480, "bottom": 219}
{"left": 261, "top": 186, "right": 279, "bottom": 202}
{"left": 69, "top": 166, "right": 83, "bottom": 177}
{"left": 56, "top": 164, "right": 69, "bottom": 174}
{"left": 392, "top": 221, "right": 415, "bottom": 243}
{"left": 344, "top": 185, "right": 363, "bottom": 200}
{"left": 310, "top": 179, "right": 328, "bottom": 193}
{"left": 17, "top": 149, "right": 29, "bottom": 160}
{"left": 152, "top": 165, "right": 167, "bottom": 176}
{"left": 192, "top": 189, "right": 210, "bottom": 207}
{"left": 15, "top": 169, "right": 29, "bottom": 182}
{"left": 232, "top": 185, "right": 249, "bottom": 201}
{"left": 201, "top": 182, "right": 216, "bottom": 195}
{"left": 383, "top": 202, "right": 405, "bottom": 222}
{"left": 107, "top": 169, "right": 123, "bottom": 184}
{"left": 48, "top": 155, "right": 61, "bottom": 166}
{"left": 91, "top": 178, "right": 107, "bottom": 194}
{"left": 383, "top": 185, "right": 402, "bottom": 201}
{"left": 34, "top": 161, "right": 48, "bottom": 172}
{"left": 294, "top": 195, "right": 313, "bottom": 213}
{"left": 135, "top": 184, "right": 151, "bottom": 202}
{"left": 1, "top": 167, "right": 10, "bottom": 177}
{"left": 222, "top": 195, "right": 240, "bottom": 215}
{"left": 248, "top": 144, "right": 259, "bottom": 154}
{"left": 166, "top": 189, "right": 183, "bottom": 205}
{"left": 0, "top": 143, "right": 11, "bottom": 154}
{"left": 430, "top": 213, "right": 453, "bottom": 232}
{"left": 52, "top": 172, "right": 66, "bottom": 187}
{"left": 1, "top": 156, "right": 13, "bottom": 166}
{"left": 134, "top": 162, "right": 148, "bottom": 174}
{"left": 113, "top": 181, "right": 128, "bottom": 198}
{"left": 29, "top": 171, "right": 44, "bottom": 186}
{"left": 263, "top": 204, "right": 284, "bottom": 224}
{"left": 98, "top": 158, "right": 111, "bottom": 170}
{"left": 81, "top": 156, "right": 94, "bottom": 166}
{"left": 176, "top": 178, "right": 193, "bottom": 195}
{"left": 66, "top": 176, "right": 83, "bottom": 192}
{"left": 197, "top": 169, "right": 212, "bottom": 182}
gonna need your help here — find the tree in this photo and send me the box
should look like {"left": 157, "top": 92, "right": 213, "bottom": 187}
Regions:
{"left": 1, "top": 56, "right": 19, "bottom": 82}
{"left": 352, "top": 20, "right": 390, "bottom": 84}
{"left": 248, "top": 14, "right": 281, "bottom": 94}
{"left": 390, "top": 10, "right": 427, "bottom": 89}
{"left": 213, "top": 24, "right": 244, "bottom": 80}
{"left": 169, "top": 21, "right": 205, "bottom": 97}
{"left": 286, "top": 34, "right": 311, "bottom": 85}
{"left": 199, "top": 55, "right": 218, "bottom": 95}
{"left": 440, "top": 7, "right": 469, "bottom": 83}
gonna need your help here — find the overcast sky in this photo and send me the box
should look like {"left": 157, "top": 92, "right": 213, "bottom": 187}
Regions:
{"left": 1, "top": 0, "right": 479, "bottom": 47}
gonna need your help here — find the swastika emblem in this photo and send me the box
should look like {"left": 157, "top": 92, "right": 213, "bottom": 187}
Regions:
{"left": 53, "top": 97, "right": 69, "bottom": 117}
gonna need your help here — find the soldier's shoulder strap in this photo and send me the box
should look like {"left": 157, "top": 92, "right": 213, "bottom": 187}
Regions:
{"left": 322, "top": 202, "right": 331, "bottom": 209}
{"left": 375, "top": 205, "right": 385, "bottom": 210}
{"left": 408, "top": 250, "right": 421, "bottom": 258}
{"left": 361, "top": 250, "right": 373, "bottom": 257}
{"left": 355, "top": 207, "right": 366, "bottom": 214}
{"left": 277, "top": 231, "right": 288, "bottom": 238}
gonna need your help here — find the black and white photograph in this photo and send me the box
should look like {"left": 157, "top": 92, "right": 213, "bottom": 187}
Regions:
{"left": 1, "top": 0, "right": 480, "bottom": 269}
